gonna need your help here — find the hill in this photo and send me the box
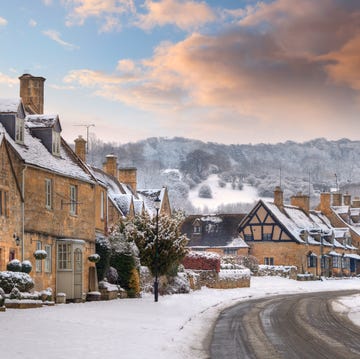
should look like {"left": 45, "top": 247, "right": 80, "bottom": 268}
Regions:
{"left": 86, "top": 137, "right": 360, "bottom": 213}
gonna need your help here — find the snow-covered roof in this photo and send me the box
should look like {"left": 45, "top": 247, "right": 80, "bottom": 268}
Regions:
{"left": 0, "top": 98, "right": 21, "bottom": 112}
{"left": 1, "top": 123, "right": 93, "bottom": 182}
{"left": 137, "top": 188, "right": 166, "bottom": 216}
{"left": 26, "top": 114, "right": 59, "bottom": 129}
{"left": 224, "top": 237, "right": 249, "bottom": 248}
{"left": 113, "top": 194, "right": 132, "bottom": 216}
{"left": 262, "top": 201, "right": 335, "bottom": 245}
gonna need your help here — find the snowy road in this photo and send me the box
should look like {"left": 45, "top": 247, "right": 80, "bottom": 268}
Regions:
{"left": 210, "top": 290, "right": 360, "bottom": 359}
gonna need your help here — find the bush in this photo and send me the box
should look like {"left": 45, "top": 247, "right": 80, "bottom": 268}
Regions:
{"left": 96, "top": 236, "right": 111, "bottom": 281}
{"left": 198, "top": 184, "right": 212, "bottom": 198}
{"left": 7, "top": 259, "right": 22, "bottom": 272}
{"left": 0, "top": 271, "right": 34, "bottom": 293}
{"left": 110, "top": 252, "right": 136, "bottom": 295}
{"left": 105, "top": 266, "right": 119, "bottom": 284}
{"left": 88, "top": 254, "right": 100, "bottom": 263}
{"left": 21, "top": 260, "right": 32, "bottom": 274}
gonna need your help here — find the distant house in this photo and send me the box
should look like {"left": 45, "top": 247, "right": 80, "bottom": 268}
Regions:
{"left": 238, "top": 187, "right": 359, "bottom": 276}
{"left": 181, "top": 214, "right": 248, "bottom": 256}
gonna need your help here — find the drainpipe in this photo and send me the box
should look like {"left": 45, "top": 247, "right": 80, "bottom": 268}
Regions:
{"left": 21, "top": 166, "right": 27, "bottom": 261}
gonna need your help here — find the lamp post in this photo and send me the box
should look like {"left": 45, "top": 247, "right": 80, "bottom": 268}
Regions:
{"left": 154, "top": 196, "right": 161, "bottom": 302}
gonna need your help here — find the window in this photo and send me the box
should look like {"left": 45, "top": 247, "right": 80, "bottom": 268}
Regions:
{"left": 15, "top": 117, "right": 24, "bottom": 143}
{"left": 307, "top": 254, "right": 317, "bottom": 268}
{"left": 36, "top": 241, "right": 42, "bottom": 273}
{"left": 224, "top": 248, "right": 237, "bottom": 255}
{"left": 52, "top": 130, "right": 61, "bottom": 156}
{"left": 57, "top": 243, "right": 72, "bottom": 270}
{"left": 263, "top": 233, "right": 272, "bottom": 241}
{"left": 244, "top": 234, "right": 254, "bottom": 241}
{"left": 44, "top": 245, "right": 52, "bottom": 273}
{"left": 45, "top": 179, "right": 52, "bottom": 209}
{"left": 70, "top": 185, "right": 77, "bottom": 215}
{"left": 264, "top": 257, "right": 274, "bottom": 265}
{"left": 193, "top": 225, "right": 201, "bottom": 234}
{"left": 0, "top": 190, "right": 8, "bottom": 217}
{"left": 9, "top": 249, "right": 15, "bottom": 261}
{"left": 100, "top": 191, "right": 104, "bottom": 220}
{"left": 332, "top": 256, "right": 340, "bottom": 268}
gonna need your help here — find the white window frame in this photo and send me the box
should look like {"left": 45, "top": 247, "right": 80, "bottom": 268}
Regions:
{"left": 52, "top": 130, "right": 61, "bottom": 156}
{"left": 100, "top": 191, "right": 104, "bottom": 220}
{"left": 45, "top": 179, "right": 52, "bottom": 209}
{"left": 36, "top": 241, "right": 42, "bottom": 273}
{"left": 70, "top": 185, "right": 77, "bottom": 215}
{"left": 44, "top": 245, "right": 52, "bottom": 273}
{"left": 264, "top": 257, "right": 274, "bottom": 265}
{"left": 15, "top": 117, "right": 24, "bottom": 143}
{"left": 57, "top": 243, "right": 72, "bottom": 271}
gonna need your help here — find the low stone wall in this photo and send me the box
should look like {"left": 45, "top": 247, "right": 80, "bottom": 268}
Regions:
{"left": 189, "top": 269, "right": 250, "bottom": 289}
{"left": 256, "top": 265, "right": 298, "bottom": 280}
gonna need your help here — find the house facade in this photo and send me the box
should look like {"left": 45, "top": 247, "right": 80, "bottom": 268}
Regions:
{"left": 181, "top": 214, "right": 249, "bottom": 256}
{"left": 238, "top": 187, "right": 359, "bottom": 276}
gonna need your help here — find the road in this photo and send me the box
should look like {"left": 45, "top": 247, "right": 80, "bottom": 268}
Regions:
{"left": 210, "top": 290, "right": 360, "bottom": 359}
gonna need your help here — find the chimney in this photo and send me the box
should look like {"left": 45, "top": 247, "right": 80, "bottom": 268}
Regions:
{"left": 352, "top": 197, "right": 360, "bottom": 208}
{"left": 103, "top": 154, "right": 118, "bottom": 178}
{"left": 119, "top": 167, "right": 137, "bottom": 193}
{"left": 343, "top": 193, "right": 351, "bottom": 206}
{"left": 74, "top": 135, "right": 86, "bottom": 162}
{"left": 274, "top": 186, "right": 283, "bottom": 208}
{"left": 19, "top": 74, "right": 46, "bottom": 114}
{"left": 332, "top": 192, "right": 342, "bottom": 206}
{"left": 290, "top": 192, "right": 310, "bottom": 214}
{"left": 318, "top": 192, "right": 331, "bottom": 215}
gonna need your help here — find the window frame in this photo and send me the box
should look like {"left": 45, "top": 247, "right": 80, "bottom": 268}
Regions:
{"left": 45, "top": 179, "right": 52, "bottom": 210}
{"left": 57, "top": 243, "right": 72, "bottom": 271}
{"left": 70, "top": 185, "right": 77, "bottom": 215}
{"left": 15, "top": 117, "right": 24, "bottom": 144}
{"left": 264, "top": 257, "right": 274, "bottom": 265}
{"left": 52, "top": 130, "right": 61, "bottom": 156}
{"left": 100, "top": 191, "right": 104, "bottom": 220}
{"left": 36, "top": 241, "right": 42, "bottom": 273}
{"left": 44, "top": 245, "right": 52, "bottom": 273}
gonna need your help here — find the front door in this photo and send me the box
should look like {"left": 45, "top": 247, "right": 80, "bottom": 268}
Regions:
{"left": 56, "top": 241, "right": 84, "bottom": 300}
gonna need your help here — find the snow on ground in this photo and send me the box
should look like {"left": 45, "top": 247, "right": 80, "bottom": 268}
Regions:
{"left": 0, "top": 277, "right": 359, "bottom": 359}
{"left": 333, "top": 293, "right": 360, "bottom": 327}
{"left": 189, "top": 174, "right": 267, "bottom": 211}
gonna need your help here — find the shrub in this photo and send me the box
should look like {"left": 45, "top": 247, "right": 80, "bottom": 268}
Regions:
{"left": 198, "top": 184, "right": 212, "bottom": 198}
{"left": 21, "top": 260, "right": 32, "bottom": 274}
{"left": 7, "top": 259, "right": 22, "bottom": 272}
{"left": 182, "top": 251, "right": 221, "bottom": 272}
{"left": 0, "top": 271, "right": 34, "bottom": 293}
{"left": 110, "top": 252, "right": 136, "bottom": 294}
{"left": 96, "top": 236, "right": 111, "bottom": 281}
{"left": 105, "top": 266, "right": 119, "bottom": 284}
{"left": 88, "top": 254, "right": 100, "bottom": 263}
{"left": 9, "top": 287, "right": 21, "bottom": 300}
{"left": 33, "top": 250, "right": 47, "bottom": 260}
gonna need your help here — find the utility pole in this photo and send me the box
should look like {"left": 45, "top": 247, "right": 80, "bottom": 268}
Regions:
{"left": 73, "top": 124, "right": 95, "bottom": 153}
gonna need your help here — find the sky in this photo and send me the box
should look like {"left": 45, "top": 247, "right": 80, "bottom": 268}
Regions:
{"left": 0, "top": 276, "right": 359, "bottom": 358}
{"left": 0, "top": 0, "right": 360, "bottom": 145}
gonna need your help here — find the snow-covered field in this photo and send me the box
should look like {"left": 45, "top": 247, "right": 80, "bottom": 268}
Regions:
{"left": 189, "top": 174, "right": 267, "bottom": 211}
{"left": 0, "top": 277, "right": 359, "bottom": 359}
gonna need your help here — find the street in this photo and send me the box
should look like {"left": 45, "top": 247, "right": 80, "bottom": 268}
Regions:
{"left": 210, "top": 290, "right": 360, "bottom": 359}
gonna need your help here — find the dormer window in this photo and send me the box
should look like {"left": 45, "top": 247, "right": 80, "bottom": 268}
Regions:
{"left": 15, "top": 117, "right": 24, "bottom": 143}
{"left": 52, "top": 130, "right": 60, "bottom": 156}
{"left": 193, "top": 219, "right": 202, "bottom": 234}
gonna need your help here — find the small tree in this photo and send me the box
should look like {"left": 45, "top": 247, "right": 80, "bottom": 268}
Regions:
{"left": 198, "top": 184, "right": 212, "bottom": 198}
{"left": 125, "top": 212, "right": 189, "bottom": 278}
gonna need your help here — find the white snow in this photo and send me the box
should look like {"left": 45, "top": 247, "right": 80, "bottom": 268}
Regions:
{"left": 188, "top": 174, "right": 264, "bottom": 211}
{"left": 0, "top": 276, "right": 359, "bottom": 359}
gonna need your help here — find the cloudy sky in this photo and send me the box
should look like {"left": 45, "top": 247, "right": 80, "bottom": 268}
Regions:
{"left": 0, "top": 0, "right": 359, "bottom": 145}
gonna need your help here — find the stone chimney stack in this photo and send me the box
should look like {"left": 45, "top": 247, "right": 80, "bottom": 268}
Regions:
{"left": 19, "top": 74, "right": 46, "bottom": 114}
{"left": 118, "top": 167, "right": 137, "bottom": 193}
{"left": 103, "top": 154, "right": 118, "bottom": 178}
{"left": 332, "top": 192, "right": 342, "bottom": 206}
{"left": 290, "top": 192, "right": 310, "bottom": 214}
{"left": 74, "top": 135, "right": 86, "bottom": 162}
{"left": 343, "top": 193, "right": 351, "bottom": 206}
{"left": 352, "top": 197, "right": 360, "bottom": 208}
{"left": 318, "top": 192, "right": 331, "bottom": 215}
{"left": 274, "top": 186, "right": 284, "bottom": 209}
